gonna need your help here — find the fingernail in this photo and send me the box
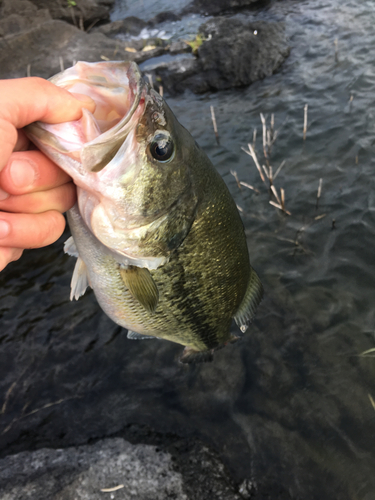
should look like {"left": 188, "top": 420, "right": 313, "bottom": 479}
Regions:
{"left": 0, "top": 220, "right": 10, "bottom": 239}
{"left": 0, "top": 188, "right": 9, "bottom": 201}
{"left": 9, "top": 159, "right": 37, "bottom": 189}
{"left": 72, "top": 93, "right": 96, "bottom": 108}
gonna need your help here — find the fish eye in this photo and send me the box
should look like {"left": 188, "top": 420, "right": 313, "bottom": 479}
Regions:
{"left": 149, "top": 133, "right": 174, "bottom": 163}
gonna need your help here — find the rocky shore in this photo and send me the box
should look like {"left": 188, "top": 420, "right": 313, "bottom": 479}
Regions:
{"left": 0, "top": 0, "right": 289, "bottom": 94}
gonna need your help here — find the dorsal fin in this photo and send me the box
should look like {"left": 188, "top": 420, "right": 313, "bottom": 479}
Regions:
{"left": 234, "top": 267, "right": 263, "bottom": 332}
{"left": 120, "top": 265, "right": 159, "bottom": 313}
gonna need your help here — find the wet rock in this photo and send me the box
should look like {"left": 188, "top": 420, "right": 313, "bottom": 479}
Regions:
{"left": 0, "top": 438, "right": 188, "bottom": 500}
{"left": 151, "top": 18, "right": 290, "bottom": 94}
{"left": 0, "top": 20, "right": 167, "bottom": 80}
{"left": 169, "top": 40, "right": 192, "bottom": 55}
{"left": 92, "top": 16, "right": 147, "bottom": 38}
{"left": 148, "top": 11, "right": 181, "bottom": 26}
{"left": 28, "top": 0, "right": 115, "bottom": 27}
{"left": 183, "top": 0, "right": 266, "bottom": 16}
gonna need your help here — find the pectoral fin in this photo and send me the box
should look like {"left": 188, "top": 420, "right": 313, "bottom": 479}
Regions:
{"left": 234, "top": 267, "right": 263, "bottom": 332}
{"left": 120, "top": 265, "right": 159, "bottom": 313}
{"left": 64, "top": 236, "right": 79, "bottom": 257}
{"left": 70, "top": 256, "right": 90, "bottom": 301}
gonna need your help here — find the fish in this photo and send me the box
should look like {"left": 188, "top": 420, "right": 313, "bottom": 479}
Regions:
{"left": 26, "top": 61, "right": 263, "bottom": 363}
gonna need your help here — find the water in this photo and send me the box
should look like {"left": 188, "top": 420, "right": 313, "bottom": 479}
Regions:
{"left": 1, "top": 0, "right": 375, "bottom": 498}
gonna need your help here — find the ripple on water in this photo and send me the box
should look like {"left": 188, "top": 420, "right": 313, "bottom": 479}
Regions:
{"left": 2, "top": 1, "right": 375, "bottom": 499}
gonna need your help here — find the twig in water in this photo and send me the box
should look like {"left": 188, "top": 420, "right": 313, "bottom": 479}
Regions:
{"left": 273, "top": 159, "right": 286, "bottom": 181}
{"left": 269, "top": 185, "right": 291, "bottom": 215}
{"left": 349, "top": 93, "right": 353, "bottom": 112}
{"left": 239, "top": 181, "right": 260, "bottom": 194}
{"left": 303, "top": 104, "right": 308, "bottom": 141}
{"left": 100, "top": 55, "right": 110, "bottom": 61}
{"left": 359, "top": 348, "right": 375, "bottom": 357}
{"left": 314, "top": 213, "right": 326, "bottom": 221}
{"left": 241, "top": 144, "right": 266, "bottom": 184}
{"left": 230, "top": 170, "right": 242, "bottom": 190}
{"left": 26, "top": 64, "right": 31, "bottom": 77}
{"left": 2, "top": 396, "right": 82, "bottom": 435}
{"left": 210, "top": 105, "right": 220, "bottom": 145}
{"left": 260, "top": 113, "right": 268, "bottom": 161}
{"left": 316, "top": 178, "right": 323, "bottom": 210}
{"left": 101, "top": 485, "right": 125, "bottom": 493}
{"left": 334, "top": 38, "right": 339, "bottom": 63}
{"left": 271, "top": 185, "right": 281, "bottom": 205}
{"left": 252, "top": 128, "right": 257, "bottom": 149}
{"left": 59, "top": 56, "right": 64, "bottom": 72}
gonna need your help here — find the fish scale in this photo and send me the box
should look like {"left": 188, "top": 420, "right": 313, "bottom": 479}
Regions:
{"left": 26, "top": 60, "right": 263, "bottom": 363}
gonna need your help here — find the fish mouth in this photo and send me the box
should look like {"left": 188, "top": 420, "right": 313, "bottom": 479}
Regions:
{"left": 27, "top": 61, "right": 146, "bottom": 173}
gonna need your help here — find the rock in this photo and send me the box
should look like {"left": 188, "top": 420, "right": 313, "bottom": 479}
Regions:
{"left": 0, "top": 10, "right": 51, "bottom": 38}
{"left": 0, "top": 20, "right": 167, "bottom": 80}
{"left": 182, "top": 0, "right": 266, "bottom": 15}
{"left": 151, "top": 18, "right": 290, "bottom": 94}
{"left": 169, "top": 40, "right": 192, "bottom": 55}
{"left": 148, "top": 11, "right": 181, "bottom": 26}
{"left": 0, "top": 438, "right": 188, "bottom": 500}
{"left": 92, "top": 16, "right": 147, "bottom": 38}
{"left": 27, "top": 0, "right": 115, "bottom": 27}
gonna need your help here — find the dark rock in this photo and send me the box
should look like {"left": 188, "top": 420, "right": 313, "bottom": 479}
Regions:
{"left": 0, "top": 10, "right": 51, "bottom": 38}
{"left": 182, "top": 0, "right": 267, "bottom": 16}
{"left": 148, "top": 11, "right": 181, "bottom": 26}
{"left": 27, "top": 0, "right": 115, "bottom": 27}
{"left": 92, "top": 16, "right": 147, "bottom": 38}
{"left": 0, "top": 438, "right": 188, "bottom": 500}
{"left": 0, "top": 0, "right": 39, "bottom": 17}
{"left": 0, "top": 20, "right": 168, "bottom": 80}
{"left": 169, "top": 40, "right": 192, "bottom": 55}
{"left": 151, "top": 18, "right": 290, "bottom": 94}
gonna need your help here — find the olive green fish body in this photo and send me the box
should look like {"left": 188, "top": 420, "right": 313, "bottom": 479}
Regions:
{"left": 26, "top": 61, "right": 263, "bottom": 363}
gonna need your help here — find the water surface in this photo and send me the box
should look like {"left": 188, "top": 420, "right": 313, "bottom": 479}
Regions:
{"left": 1, "top": 1, "right": 375, "bottom": 499}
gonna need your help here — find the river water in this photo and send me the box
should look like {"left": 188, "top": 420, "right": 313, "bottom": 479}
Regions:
{"left": 1, "top": 1, "right": 375, "bottom": 499}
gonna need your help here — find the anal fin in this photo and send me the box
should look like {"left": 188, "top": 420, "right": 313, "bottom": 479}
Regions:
{"left": 234, "top": 267, "right": 263, "bottom": 331}
{"left": 120, "top": 265, "right": 159, "bottom": 313}
{"left": 127, "top": 330, "right": 156, "bottom": 340}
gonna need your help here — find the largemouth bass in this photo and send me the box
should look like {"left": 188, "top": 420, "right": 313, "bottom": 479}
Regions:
{"left": 26, "top": 61, "right": 263, "bottom": 363}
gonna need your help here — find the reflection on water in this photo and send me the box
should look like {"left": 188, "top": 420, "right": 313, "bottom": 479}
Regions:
{"left": 1, "top": 0, "right": 375, "bottom": 499}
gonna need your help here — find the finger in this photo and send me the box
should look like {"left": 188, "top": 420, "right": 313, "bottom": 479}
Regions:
{"left": 0, "top": 77, "right": 95, "bottom": 171}
{"left": 0, "top": 211, "right": 66, "bottom": 249}
{"left": 0, "top": 77, "right": 95, "bottom": 129}
{"left": 0, "top": 182, "right": 76, "bottom": 214}
{"left": 0, "top": 151, "right": 72, "bottom": 195}
{"left": 0, "top": 247, "right": 23, "bottom": 272}
{"left": 14, "top": 129, "right": 30, "bottom": 152}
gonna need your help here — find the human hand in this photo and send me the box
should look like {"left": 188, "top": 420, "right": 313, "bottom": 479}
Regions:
{"left": 0, "top": 77, "right": 95, "bottom": 272}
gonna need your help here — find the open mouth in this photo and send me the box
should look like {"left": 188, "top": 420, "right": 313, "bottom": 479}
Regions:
{"left": 26, "top": 61, "right": 146, "bottom": 173}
